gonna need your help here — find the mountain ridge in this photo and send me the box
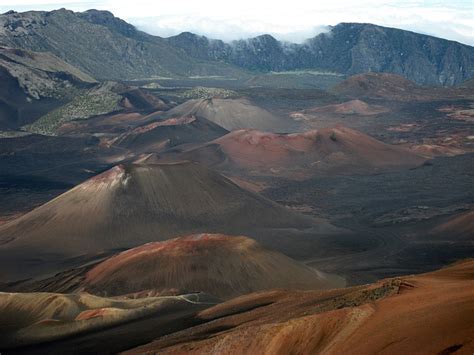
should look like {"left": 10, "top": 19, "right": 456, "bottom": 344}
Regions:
{"left": 167, "top": 22, "right": 474, "bottom": 85}
{"left": 0, "top": 9, "right": 472, "bottom": 85}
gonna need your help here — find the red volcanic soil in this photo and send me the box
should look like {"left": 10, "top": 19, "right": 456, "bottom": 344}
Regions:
{"left": 181, "top": 125, "right": 425, "bottom": 178}
{"left": 214, "top": 129, "right": 318, "bottom": 168}
{"left": 125, "top": 260, "right": 474, "bottom": 355}
{"left": 57, "top": 112, "right": 148, "bottom": 135}
{"left": 431, "top": 211, "right": 474, "bottom": 239}
{"left": 403, "top": 128, "right": 474, "bottom": 158}
{"left": 111, "top": 115, "right": 227, "bottom": 153}
{"left": 332, "top": 72, "right": 471, "bottom": 101}
{"left": 438, "top": 104, "right": 474, "bottom": 122}
{"left": 409, "top": 144, "right": 466, "bottom": 158}
{"left": 75, "top": 308, "right": 115, "bottom": 321}
{"left": 0, "top": 161, "right": 320, "bottom": 282}
{"left": 82, "top": 234, "right": 341, "bottom": 299}
{"left": 292, "top": 99, "right": 388, "bottom": 118}
{"left": 0, "top": 291, "right": 214, "bottom": 351}
{"left": 126, "top": 116, "right": 196, "bottom": 134}
{"left": 118, "top": 87, "right": 168, "bottom": 112}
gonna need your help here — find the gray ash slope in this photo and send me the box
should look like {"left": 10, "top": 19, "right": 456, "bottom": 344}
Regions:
{"left": 161, "top": 98, "right": 300, "bottom": 132}
{"left": 0, "top": 9, "right": 472, "bottom": 85}
{"left": 0, "top": 161, "right": 330, "bottom": 282}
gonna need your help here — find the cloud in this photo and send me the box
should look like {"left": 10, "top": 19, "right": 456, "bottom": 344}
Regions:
{"left": 1, "top": 0, "right": 473, "bottom": 45}
{"left": 131, "top": 16, "right": 331, "bottom": 43}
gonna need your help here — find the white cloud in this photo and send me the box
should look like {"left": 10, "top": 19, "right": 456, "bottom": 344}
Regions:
{"left": 1, "top": 0, "right": 473, "bottom": 45}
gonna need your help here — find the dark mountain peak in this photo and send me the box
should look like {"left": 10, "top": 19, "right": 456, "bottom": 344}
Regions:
{"left": 170, "top": 31, "right": 213, "bottom": 47}
{"left": 77, "top": 9, "right": 142, "bottom": 39}
{"left": 0, "top": 8, "right": 243, "bottom": 80}
{"left": 250, "top": 34, "right": 279, "bottom": 43}
{"left": 175, "top": 31, "right": 207, "bottom": 40}
{"left": 335, "top": 22, "right": 376, "bottom": 28}
{"left": 235, "top": 34, "right": 281, "bottom": 51}
{"left": 332, "top": 21, "right": 473, "bottom": 46}
{"left": 82, "top": 9, "right": 115, "bottom": 18}
{"left": 48, "top": 8, "right": 74, "bottom": 15}
{"left": 167, "top": 32, "right": 228, "bottom": 61}
{"left": 306, "top": 22, "right": 474, "bottom": 85}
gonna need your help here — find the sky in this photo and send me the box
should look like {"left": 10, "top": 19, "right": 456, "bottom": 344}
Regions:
{"left": 1, "top": 0, "right": 473, "bottom": 45}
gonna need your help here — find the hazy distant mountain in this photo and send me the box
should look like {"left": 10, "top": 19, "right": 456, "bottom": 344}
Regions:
{"left": 0, "top": 9, "right": 473, "bottom": 85}
{"left": 0, "top": 9, "right": 247, "bottom": 80}
{"left": 169, "top": 23, "right": 474, "bottom": 86}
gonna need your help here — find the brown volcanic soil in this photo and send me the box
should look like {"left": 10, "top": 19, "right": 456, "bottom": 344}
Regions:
{"left": 409, "top": 143, "right": 467, "bottom": 158}
{"left": 0, "top": 161, "right": 321, "bottom": 282}
{"left": 125, "top": 260, "right": 474, "bottom": 355}
{"left": 291, "top": 99, "right": 388, "bottom": 121}
{"left": 112, "top": 115, "right": 228, "bottom": 153}
{"left": 438, "top": 104, "right": 474, "bottom": 122}
{"left": 163, "top": 97, "right": 299, "bottom": 132}
{"left": 332, "top": 72, "right": 473, "bottom": 101}
{"left": 67, "top": 234, "right": 342, "bottom": 299}
{"left": 0, "top": 291, "right": 216, "bottom": 352}
{"left": 57, "top": 112, "right": 149, "bottom": 136}
{"left": 431, "top": 210, "right": 474, "bottom": 240}
{"left": 178, "top": 125, "right": 425, "bottom": 178}
{"left": 3, "top": 261, "right": 473, "bottom": 354}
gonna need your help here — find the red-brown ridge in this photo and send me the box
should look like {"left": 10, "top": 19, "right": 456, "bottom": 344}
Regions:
{"left": 180, "top": 125, "right": 425, "bottom": 177}
{"left": 124, "top": 259, "right": 474, "bottom": 355}
{"left": 431, "top": 211, "right": 474, "bottom": 240}
{"left": 0, "top": 162, "right": 321, "bottom": 282}
{"left": 293, "top": 99, "right": 389, "bottom": 117}
{"left": 83, "top": 233, "right": 343, "bottom": 299}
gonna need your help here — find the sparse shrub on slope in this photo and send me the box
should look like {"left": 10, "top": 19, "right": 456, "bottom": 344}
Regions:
{"left": 181, "top": 87, "right": 238, "bottom": 99}
{"left": 24, "top": 89, "right": 122, "bottom": 135}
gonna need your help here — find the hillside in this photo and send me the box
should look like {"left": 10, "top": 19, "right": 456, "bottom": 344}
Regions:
{"left": 430, "top": 211, "right": 474, "bottom": 240}
{"left": 331, "top": 72, "right": 473, "bottom": 101}
{"left": 27, "top": 234, "right": 342, "bottom": 299}
{"left": 0, "top": 9, "right": 247, "bottom": 80}
{"left": 0, "top": 46, "right": 95, "bottom": 129}
{"left": 125, "top": 260, "right": 474, "bottom": 354}
{"left": 0, "top": 291, "right": 215, "bottom": 351}
{"left": 168, "top": 23, "right": 474, "bottom": 85}
{"left": 163, "top": 98, "right": 299, "bottom": 132}
{"left": 24, "top": 82, "right": 169, "bottom": 135}
{"left": 112, "top": 114, "right": 228, "bottom": 153}
{"left": 0, "top": 161, "right": 318, "bottom": 282}
{"left": 0, "top": 10, "right": 472, "bottom": 84}
{"left": 178, "top": 126, "right": 426, "bottom": 178}
{"left": 2, "top": 260, "right": 473, "bottom": 353}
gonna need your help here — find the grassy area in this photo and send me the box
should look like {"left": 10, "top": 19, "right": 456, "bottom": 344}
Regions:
{"left": 269, "top": 70, "right": 344, "bottom": 76}
{"left": 24, "top": 90, "right": 122, "bottom": 135}
{"left": 180, "top": 87, "right": 238, "bottom": 99}
{"left": 0, "top": 131, "right": 33, "bottom": 138}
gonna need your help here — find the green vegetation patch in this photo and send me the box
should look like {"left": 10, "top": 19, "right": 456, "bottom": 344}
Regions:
{"left": 269, "top": 70, "right": 344, "bottom": 76}
{"left": 0, "top": 131, "right": 33, "bottom": 138}
{"left": 180, "top": 87, "right": 238, "bottom": 99}
{"left": 25, "top": 90, "right": 122, "bottom": 135}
